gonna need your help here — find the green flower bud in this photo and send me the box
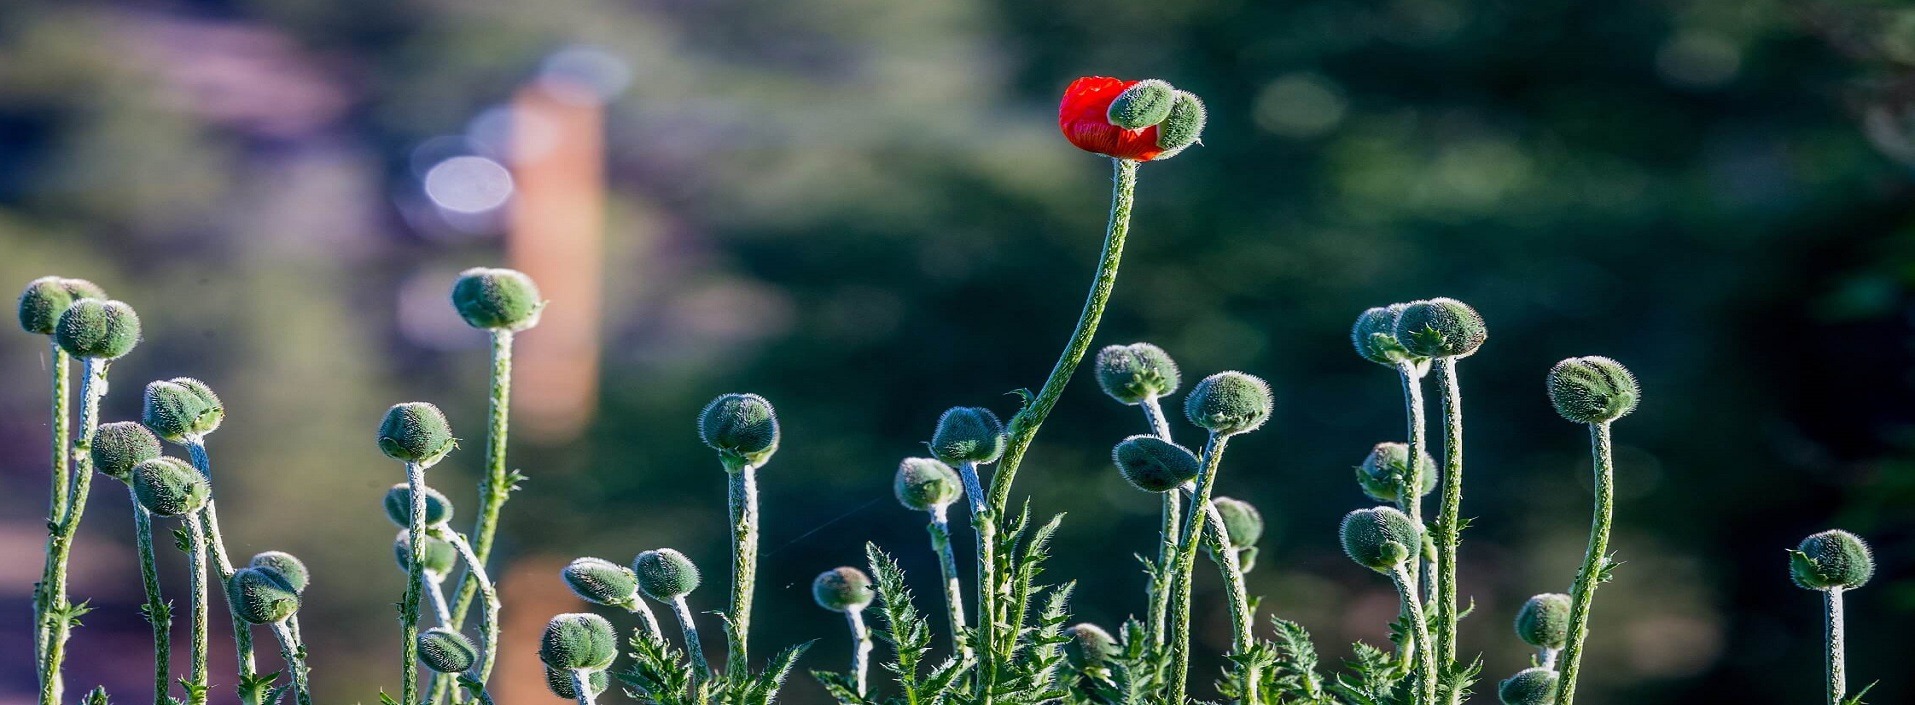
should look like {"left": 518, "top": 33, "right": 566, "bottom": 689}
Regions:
{"left": 54, "top": 299, "right": 140, "bottom": 360}
{"left": 894, "top": 457, "right": 962, "bottom": 512}
{"left": 931, "top": 406, "right": 1005, "bottom": 464}
{"left": 249, "top": 551, "right": 310, "bottom": 595}
{"left": 546, "top": 667, "right": 609, "bottom": 699}
{"left": 420, "top": 627, "right": 479, "bottom": 673}
{"left": 64, "top": 279, "right": 107, "bottom": 300}
{"left": 1497, "top": 667, "right": 1560, "bottom": 705}
{"left": 562, "top": 557, "right": 640, "bottom": 607}
{"left": 1183, "top": 371, "right": 1273, "bottom": 436}
{"left": 1352, "top": 304, "right": 1425, "bottom": 368}
{"left": 378, "top": 402, "right": 455, "bottom": 467}
{"left": 812, "top": 566, "right": 875, "bottom": 613}
{"left": 91, "top": 421, "right": 162, "bottom": 482}
{"left": 1513, "top": 593, "right": 1571, "bottom": 650}
{"left": 633, "top": 548, "right": 700, "bottom": 600}
{"left": 227, "top": 566, "right": 300, "bottom": 624}
{"left": 1790, "top": 529, "right": 1874, "bottom": 591}
{"left": 697, "top": 393, "right": 780, "bottom": 464}
{"left": 1339, "top": 506, "right": 1419, "bottom": 573}
{"left": 451, "top": 267, "right": 544, "bottom": 331}
{"left": 1356, "top": 442, "right": 1437, "bottom": 504}
{"left": 393, "top": 530, "right": 460, "bottom": 578}
{"left": 131, "top": 457, "right": 210, "bottom": 517}
{"left": 1064, "top": 623, "right": 1117, "bottom": 670}
{"left": 384, "top": 483, "right": 454, "bottom": 528}
{"left": 1111, "top": 435, "right": 1201, "bottom": 493}
{"left": 1108, "top": 79, "right": 1176, "bottom": 130}
{"left": 141, "top": 378, "right": 224, "bottom": 443}
{"left": 1212, "top": 497, "right": 1263, "bottom": 550}
{"left": 538, "top": 612, "right": 618, "bottom": 671}
{"left": 1393, "top": 298, "right": 1486, "bottom": 359}
{"left": 18, "top": 277, "right": 103, "bottom": 335}
{"left": 1095, "top": 342, "right": 1182, "bottom": 405}
{"left": 1547, "top": 356, "right": 1640, "bottom": 425}
{"left": 1155, "top": 91, "right": 1207, "bottom": 156}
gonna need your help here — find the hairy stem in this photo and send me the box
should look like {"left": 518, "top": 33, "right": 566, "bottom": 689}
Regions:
{"left": 270, "top": 621, "right": 312, "bottom": 705}
{"left": 1432, "top": 357, "right": 1465, "bottom": 667}
{"left": 672, "top": 596, "right": 712, "bottom": 684}
{"left": 131, "top": 490, "right": 171, "bottom": 705}
{"left": 1169, "top": 434, "right": 1229, "bottom": 704}
{"left": 424, "top": 577, "right": 451, "bottom": 626}
{"left": 1825, "top": 589, "right": 1846, "bottom": 705}
{"left": 570, "top": 670, "right": 596, "bottom": 705}
{"left": 625, "top": 599, "right": 666, "bottom": 643}
{"left": 451, "top": 330, "right": 514, "bottom": 630}
{"left": 403, "top": 462, "right": 427, "bottom": 705}
{"left": 441, "top": 531, "right": 501, "bottom": 684}
{"left": 725, "top": 460, "right": 761, "bottom": 676}
{"left": 40, "top": 357, "right": 105, "bottom": 705}
{"left": 1396, "top": 362, "right": 1429, "bottom": 598}
{"left": 928, "top": 504, "right": 970, "bottom": 659}
{"left": 1391, "top": 565, "right": 1437, "bottom": 705}
{"left": 33, "top": 342, "right": 70, "bottom": 690}
{"left": 956, "top": 460, "right": 998, "bottom": 699}
{"left": 184, "top": 440, "right": 260, "bottom": 704}
{"left": 184, "top": 514, "right": 210, "bottom": 705}
{"left": 1141, "top": 394, "right": 1180, "bottom": 648}
{"left": 1553, "top": 422, "right": 1615, "bottom": 705}
{"left": 847, "top": 608, "right": 873, "bottom": 696}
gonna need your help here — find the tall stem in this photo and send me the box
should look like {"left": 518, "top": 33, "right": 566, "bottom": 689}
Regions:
{"left": 442, "top": 531, "right": 501, "bottom": 684}
{"left": 1553, "top": 422, "right": 1615, "bottom": 705}
{"left": 185, "top": 440, "right": 259, "bottom": 704}
{"left": 626, "top": 600, "right": 666, "bottom": 643}
{"left": 1396, "top": 362, "right": 1429, "bottom": 598}
{"left": 131, "top": 489, "right": 171, "bottom": 705}
{"left": 403, "top": 462, "right": 427, "bottom": 705}
{"left": 957, "top": 460, "right": 998, "bottom": 699}
{"left": 725, "top": 461, "right": 761, "bottom": 676}
{"left": 34, "top": 342, "right": 70, "bottom": 688}
{"left": 183, "top": 514, "right": 210, "bottom": 705}
{"left": 847, "top": 608, "right": 873, "bottom": 696}
{"left": 672, "top": 596, "right": 712, "bottom": 683}
{"left": 1432, "top": 357, "right": 1465, "bottom": 668}
{"left": 1203, "top": 512, "right": 1257, "bottom": 703}
{"left": 1391, "top": 566, "right": 1437, "bottom": 705}
{"left": 928, "top": 505, "right": 970, "bottom": 659}
{"left": 424, "top": 579, "right": 452, "bottom": 626}
{"left": 271, "top": 621, "right": 312, "bottom": 705}
{"left": 1169, "top": 434, "right": 1229, "bottom": 704}
{"left": 1141, "top": 394, "right": 1180, "bottom": 648}
{"left": 452, "top": 330, "right": 514, "bottom": 629}
{"left": 40, "top": 357, "right": 105, "bottom": 705}
{"left": 1825, "top": 589, "right": 1846, "bottom": 705}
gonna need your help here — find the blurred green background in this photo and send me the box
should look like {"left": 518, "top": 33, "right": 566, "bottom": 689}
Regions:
{"left": 2, "top": 0, "right": 1914, "bottom": 702}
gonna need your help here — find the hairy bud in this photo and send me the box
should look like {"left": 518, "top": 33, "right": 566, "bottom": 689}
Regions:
{"left": 546, "top": 667, "right": 609, "bottom": 698}
{"left": 1339, "top": 506, "right": 1420, "bottom": 573}
{"left": 1112, "top": 435, "right": 1201, "bottom": 493}
{"left": 227, "top": 567, "right": 300, "bottom": 624}
{"left": 562, "top": 557, "right": 640, "bottom": 607}
{"left": 92, "top": 421, "right": 162, "bottom": 482}
{"left": 1184, "top": 371, "right": 1273, "bottom": 436}
{"left": 1547, "top": 356, "right": 1640, "bottom": 424}
{"left": 931, "top": 406, "right": 1006, "bottom": 464}
{"left": 698, "top": 393, "right": 780, "bottom": 464}
{"left": 19, "top": 277, "right": 104, "bottom": 335}
{"left": 1107, "top": 79, "right": 1175, "bottom": 130}
{"left": 1095, "top": 343, "right": 1182, "bottom": 405}
{"left": 142, "top": 378, "right": 224, "bottom": 443}
{"left": 1513, "top": 593, "right": 1571, "bottom": 649}
{"left": 451, "top": 267, "right": 543, "bottom": 331}
{"left": 132, "top": 457, "right": 210, "bottom": 517}
{"left": 250, "top": 551, "right": 310, "bottom": 595}
{"left": 393, "top": 530, "right": 459, "bottom": 578}
{"left": 1497, "top": 667, "right": 1560, "bottom": 705}
{"left": 1393, "top": 298, "right": 1486, "bottom": 359}
{"left": 634, "top": 548, "right": 701, "bottom": 600}
{"left": 55, "top": 299, "right": 140, "bottom": 360}
{"left": 538, "top": 612, "right": 618, "bottom": 671}
{"left": 378, "top": 402, "right": 455, "bottom": 467}
{"left": 420, "top": 627, "right": 479, "bottom": 673}
{"left": 1212, "top": 497, "right": 1264, "bottom": 550}
{"left": 1064, "top": 623, "right": 1117, "bottom": 670}
{"left": 384, "top": 483, "right": 454, "bottom": 528}
{"left": 1356, "top": 442, "right": 1437, "bottom": 504}
{"left": 1790, "top": 529, "right": 1874, "bottom": 591}
{"left": 894, "top": 457, "right": 962, "bottom": 512}
{"left": 1155, "top": 91, "right": 1207, "bottom": 156}
{"left": 812, "top": 566, "right": 875, "bottom": 613}
{"left": 1352, "top": 305, "right": 1423, "bottom": 368}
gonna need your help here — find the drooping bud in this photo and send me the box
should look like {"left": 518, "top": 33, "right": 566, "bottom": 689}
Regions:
{"left": 1111, "top": 435, "right": 1201, "bottom": 493}
{"left": 131, "top": 457, "right": 210, "bottom": 517}
{"left": 1393, "top": 298, "right": 1486, "bottom": 359}
{"left": 538, "top": 612, "right": 618, "bottom": 671}
{"left": 697, "top": 393, "right": 780, "bottom": 465}
{"left": 393, "top": 530, "right": 460, "bottom": 578}
{"left": 1790, "top": 530, "right": 1874, "bottom": 591}
{"left": 1339, "top": 506, "right": 1420, "bottom": 573}
{"left": 931, "top": 406, "right": 1006, "bottom": 464}
{"left": 1497, "top": 667, "right": 1560, "bottom": 705}
{"left": 1063, "top": 623, "right": 1117, "bottom": 670}
{"left": 18, "top": 277, "right": 104, "bottom": 335}
{"left": 1513, "top": 593, "right": 1571, "bottom": 650}
{"left": 1351, "top": 305, "right": 1423, "bottom": 368}
{"left": 1184, "top": 371, "right": 1273, "bottom": 436}
{"left": 1095, "top": 343, "right": 1182, "bottom": 405}
{"left": 249, "top": 551, "right": 311, "bottom": 595}
{"left": 1547, "top": 356, "right": 1640, "bottom": 424}
{"left": 420, "top": 627, "right": 480, "bottom": 673}
{"left": 451, "top": 267, "right": 543, "bottom": 332}
{"left": 1356, "top": 442, "right": 1437, "bottom": 504}
{"left": 92, "top": 421, "right": 162, "bottom": 481}
{"left": 1107, "top": 80, "right": 1175, "bottom": 130}
{"left": 142, "top": 378, "right": 224, "bottom": 443}
{"left": 227, "top": 567, "right": 300, "bottom": 624}
{"left": 1212, "top": 497, "right": 1264, "bottom": 550}
{"left": 893, "top": 457, "right": 962, "bottom": 512}
{"left": 383, "top": 483, "right": 454, "bottom": 528}
{"left": 377, "top": 402, "right": 455, "bottom": 467}
{"left": 1155, "top": 91, "right": 1207, "bottom": 157}
{"left": 562, "top": 557, "right": 640, "bottom": 607}
{"left": 54, "top": 299, "right": 140, "bottom": 360}
{"left": 633, "top": 548, "right": 701, "bottom": 601}
{"left": 812, "top": 566, "right": 875, "bottom": 613}
{"left": 546, "top": 667, "right": 609, "bottom": 699}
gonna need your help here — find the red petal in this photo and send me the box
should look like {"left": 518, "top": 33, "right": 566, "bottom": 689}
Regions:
{"left": 1058, "top": 76, "right": 1167, "bottom": 161}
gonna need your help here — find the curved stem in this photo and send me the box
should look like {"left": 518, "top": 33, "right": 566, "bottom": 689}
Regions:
{"left": 270, "top": 621, "right": 312, "bottom": 705}
{"left": 725, "top": 461, "right": 761, "bottom": 676}
{"left": 451, "top": 330, "right": 514, "bottom": 631}
{"left": 1391, "top": 566, "right": 1437, "bottom": 705}
{"left": 40, "top": 357, "right": 105, "bottom": 705}
{"left": 424, "top": 579, "right": 452, "bottom": 627}
{"left": 441, "top": 531, "right": 501, "bottom": 684}
{"left": 956, "top": 460, "right": 998, "bottom": 699}
{"left": 671, "top": 596, "right": 712, "bottom": 684}
{"left": 1169, "top": 434, "right": 1229, "bottom": 704}
{"left": 131, "top": 491, "right": 171, "bottom": 705}
{"left": 1432, "top": 357, "right": 1465, "bottom": 668}
{"left": 183, "top": 514, "right": 211, "bottom": 705}
{"left": 1825, "top": 589, "right": 1846, "bottom": 705}
{"left": 1553, "top": 422, "right": 1615, "bottom": 705}
{"left": 402, "top": 462, "right": 427, "bottom": 705}
{"left": 625, "top": 599, "right": 666, "bottom": 644}
{"left": 928, "top": 505, "right": 970, "bottom": 659}
{"left": 34, "top": 343, "right": 70, "bottom": 692}
{"left": 184, "top": 440, "right": 260, "bottom": 704}
{"left": 847, "top": 608, "right": 873, "bottom": 696}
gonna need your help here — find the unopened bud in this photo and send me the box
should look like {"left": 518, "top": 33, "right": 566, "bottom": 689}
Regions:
{"left": 55, "top": 299, "right": 140, "bottom": 360}
{"left": 812, "top": 566, "right": 875, "bottom": 613}
{"left": 1095, "top": 343, "right": 1181, "bottom": 405}
{"left": 378, "top": 402, "right": 455, "bottom": 467}
{"left": 538, "top": 612, "right": 618, "bottom": 671}
{"left": 931, "top": 406, "right": 1005, "bottom": 464}
{"left": 1184, "top": 371, "right": 1273, "bottom": 436}
{"left": 633, "top": 548, "right": 700, "bottom": 601}
{"left": 451, "top": 267, "right": 543, "bottom": 331}
{"left": 92, "top": 421, "right": 162, "bottom": 481}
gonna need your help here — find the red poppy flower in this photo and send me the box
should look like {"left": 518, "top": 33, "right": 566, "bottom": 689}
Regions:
{"left": 1058, "top": 76, "right": 1169, "bottom": 161}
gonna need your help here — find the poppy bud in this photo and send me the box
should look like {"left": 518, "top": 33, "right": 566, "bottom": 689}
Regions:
{"left": 538, "top": 612, "right": 618, "bottom": 671}
{"left": 812, "top": 566, "right": 875, "bottom": 613}
{"left": 18, "top": 277, "right": 104, "bottom": 335}
{"left": 1155, "top": 91, "right": 1207, "bottom": 157}
{"left": 132, "top": 457, "right": 210, "bottom": 518}
{"left": 142, "top": 378, "right": 224, "bottom": 443}
{"left": 1790, "top": 530, "right": 1874, "bottom": 591}
{"left": 1212, "top": 497, "right": 1263, "bottom": 550}
{"left": 378, "top": 402, "right": 455, "bottom": 467}
{"left": 250, "top": 551, "right": 310, "bottom": 595}
{"left": 451, "top": 267, "right": 544, "bottom": 332}
{"left": 1112, "top": 436, "right": 1201, "bottom": 493}
{"left": 1393, "top": 298, "right": 1487, "bottom": 359}
{"left": 1352, "top": 305, "right": 1424, "bottom": 368}
{"left": 1106, "top": 80, "right": 1175, "bottom": 130}
{"left": 1513, "top": 593, "right": 1571, "bottom": 650}
{"left": 931, "top": 406, "right": 1006, "bottom": 465}
{"left": 227, "top": 566, "right": 300, "bottom": 624}
{"left": 1339, "top": 506, "right": 1419, "bottom": 573}
{"left": 393, "top": 530, "right": 460, "bottom": 578}
{"left": 1547, "top": 356, "right": 1640, "bottom": 424}
{"left": 697, "top": 393, "right": 779, "bottom": 464}
{"left": 55, "top": 299, "right": 140, "bottom": 360}
{"left": 384, "top": 483, "right": 454, "bottom": 528}
{"left": 92, "top": 421, "right": 162, "bottom": 482}
{"left": 1497, "top": 667, "right": 1560, "bottom": 705}
{"left": 420, "top": 627, "right": 479, "bottom": 673}
{"left": 1064, "top": 623, "right": 1117, "bottom": 670}
{"left": 1095, "top": 343, "right": 1182, "bottom": 405}
{"left": 1184, "top": 371, "right": 1273, "bottom": 436}
{"left": 1356, "top": 442, "right": 1437, "bottom": 504}
{"left": 546, "top": 667, "right": 609, "bottom": 699}
{"left": 633, "top": 548, "right": 700, "bottom": 601}
{"left": 894, "top": 457, "right": 962, "bottom": 512}
{"left": 562, "top": 557, "right": 640, "bottom": 607}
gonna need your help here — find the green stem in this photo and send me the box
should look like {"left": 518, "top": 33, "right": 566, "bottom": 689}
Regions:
{"left": 1397, "top": 362, "right": 1429, "bottom": 599}
{"left": 403, "top": 462, "right": 428, "bottom": 705}
{"left": 452, "top": 330, "right": 514, "bottom": 635}
{"left": 270, "top": 621, "right": 312, "bottom": 705}
{"left": 927, "top": 505, "right": 970, "bottom": 660}
{"left": 672, "top": 596, "right": 713, "bottom": 684}
{"left": 185, "top": 439, "right": 260, "bottom": 705}
{"left": 1431, "top": 357, "right": 1465, "bottom": 668}
{"left": 956, "top": 460, "right": 998, "bottom": 700}
{"left": 131, "top": 490, "right": 171, "bottom": 705}
{"left": 1141, "top": 394, "right": 1179, "bottom": 648}
{"left": 424, "top": 578, "right": 451, "bottom": 626}
{"left": 725, "top": 460, "right": 761, "bottom": 676}
{"left": 1552, "top": 422, "right": 1614, "bottom": 705}
{"left": 41, "top": 357, "right": 105, "bottom": 705}
{"left": 184, "top": 514, "right": 210, "bottom": 705}
{"left": 1169, "top": 434, "right": 1229, "bottom": 705}
{"left": 441, "top": 531, "right": 501, "bottom": 685}
{"left": 570, "top": 670, "right": 596, "bottom": 705}
{"left": 1203, "top": 512, "right": 1256, "bottom": 703}
{"left": 847, "top": 608, "right": 873, "bottom": 696}
{"left": 1390, "top": 566, "right": 1437, "bottom": 705}
{"left": 1825, "top": 589, "right": 1846, "bottom": 705}
{"left": 625, "top": 599, "right": 666, "bottom": 643}
{"left": 34, "top": 342, "right": 70, "bottom": 690}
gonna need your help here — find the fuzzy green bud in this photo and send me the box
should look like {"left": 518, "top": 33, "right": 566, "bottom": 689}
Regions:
{"left": 131, "top": 457, "right": 210, "bottom": 517}
{"left": 1498, "top": 667, "right": 1560, "bottom": 705}
{"left": 562, "top": 557, "right": 640, "bottom": 607}
{"left": 931, "top": 406, "right": 1006, "bottom": 464}
{"left": 1547, "top": 356, "right": 1640, "bottom": 424}
{"left": 1064, "top": 623, "right": 1117, "bottom": 670}
{"left": 1790, "top": 529, "right": 1874, "bottom": 591}
{"left": 1107, "top": 79, "right": 1175, "bottom": 130}
{"left": 420, "top": 627, "right": 480, "bottom": 673}
{"left": 227, "top": 566, "right": 300, "bottom": 624}
{"left": 1111, "top": 435, "right": 1201, "bottom": 493}
{"left": 54, "top": 299, "right": 140, "bottom": 360}
{"left": 1513, "top": 593, "right": 1571, "bottom": 650}
{"left": 1352, "top": 304, "right": 1424, "bottom": 368}
{"left": 384, "top": 483, "right": 454, "bottom": 528}
{"left": 378, "top": 402, "right": 455, "bottom": 467}
{"left": 1155, "top": 91, "right": 1207, "bottom": 156}
{"left": 394, "top": 530, "right": 459, "bottom": 578}
{"left": 1184, "top": 371, "right": 1273, "bottom": 436}
{"left": 546, "top": 667, "right": 609, "bottom": 699}
{"left": 698, "top": 392, "right": 780, "bottom": 465}
{"left": 1339, "top": 506, "right": 1420, "bottom": 573}
{"left": 633, "top": 548, "right": 701, "bottom": 600}
{"left": 92, "top": 421, "right": 162, "bottom": 482}
{"left": 451, "top": 267, "right": 543, "bottom": 331}
{"left": 1212, "top": 497, "right": 1263, "bottom": 549}
{"left": 894, "top": 457, "right": 962, "bottom": 512}
{"left": 538, "top": 612, "right": 618, "bottom": 671}
{"left": 142, "top": 378, "right": 224, "bottom": 443}
{"left": 812, "top": 566, "right": 875, "bottom": 613}
{"left": 249, "top": 551, "right": 310, "bottom": 595}
{"left": 1095, "top": 342, "right": 1182, "bottom": 405}
{"left": 18, "top": 277, "right": 104, "bottom": 335}
{"left": 1356, "top": 442, "right": 1437, "bottom": 504}
{"left": 1393, "top": 298, "right": 1486, "bottom": 359}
